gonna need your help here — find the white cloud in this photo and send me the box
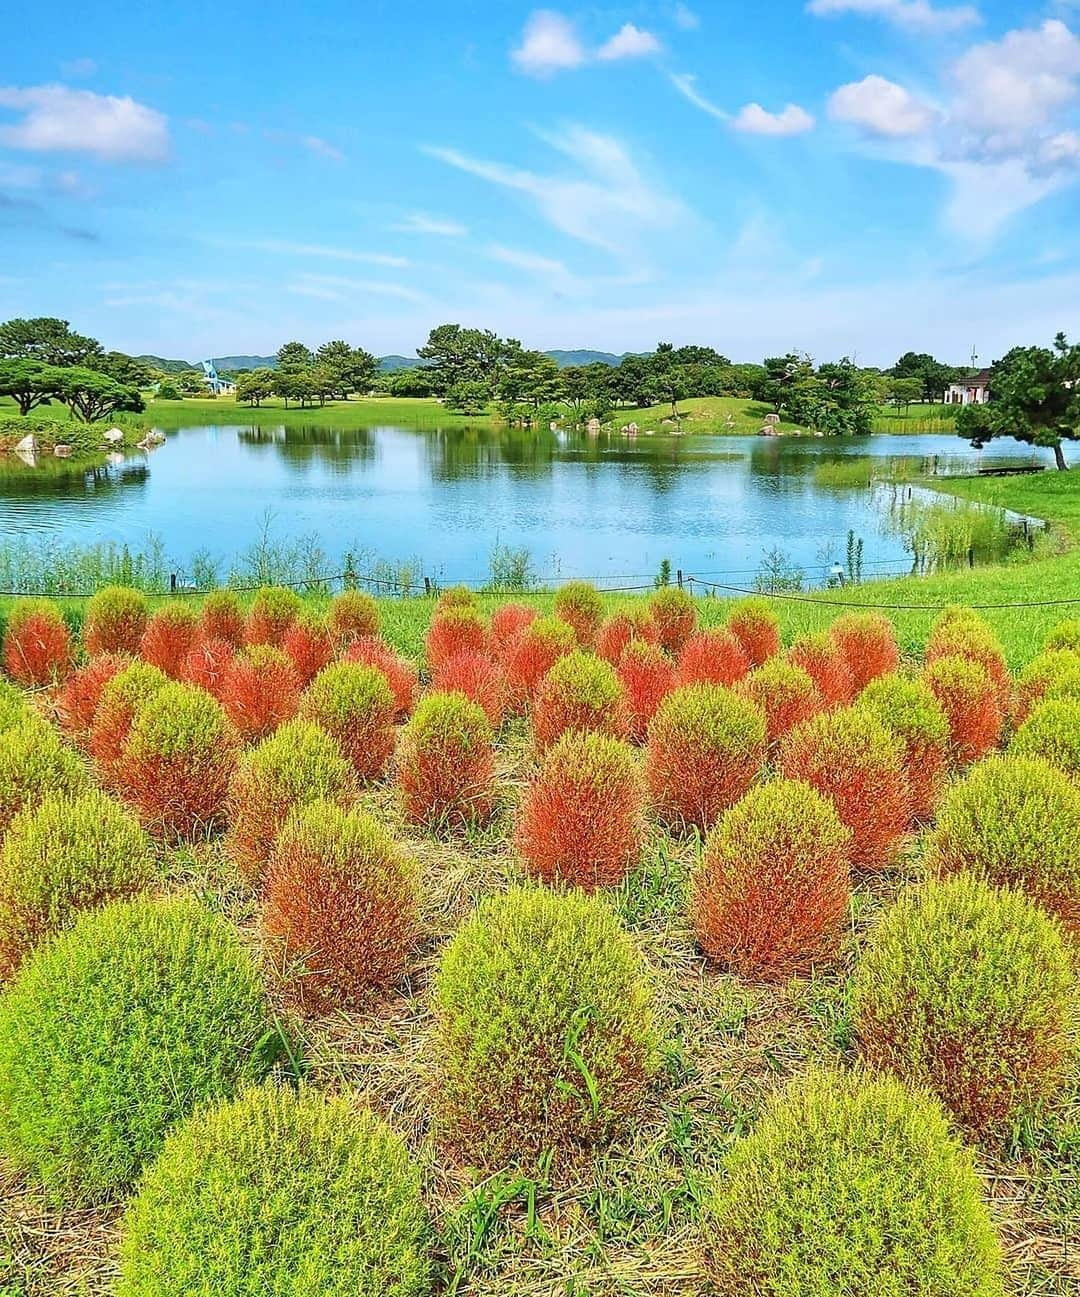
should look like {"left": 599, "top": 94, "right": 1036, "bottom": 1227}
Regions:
{"left": 229, "top": 238, "right": 410, "bottom": 267}
{"left": 828, "top": 75, "right": 935, "bottom": 136}
{"left": 487, "top": 244, "right": 570, "bottom": 277}
{"left": 673, "top": 4, "right": 700, "bottom": 30}
{"left": 512, "top": 11, "right": 586, "bottom": 76}
{"left": 392, "top": 212, "right": 468, "bottom": 236}
{"left": 300, "top": 134, "right": 344, "bottom": 161}
{"left": 949, "top": 19, "right": 1080, "bottom": 137}
{"left": 807, "top": 0, "right": 979, "bottom": 34}
{"left": 596, "top": 23, "right": 662, "bottom": 61}
{"left": 733, "top": 103, "right": 815, "bottom": 136}
{"left": 0, "top": 84, "right": 169, "bottom": 162}
{"left": 669, "top": 73, "right": 728, "bottom": 121}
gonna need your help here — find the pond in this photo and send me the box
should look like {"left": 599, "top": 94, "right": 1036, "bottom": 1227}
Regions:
{"left": 0, "top": 421, "right": 1053, "bottom": 588}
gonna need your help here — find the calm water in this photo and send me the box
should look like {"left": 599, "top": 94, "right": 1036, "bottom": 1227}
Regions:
{"left": 0, "top": 422, "right": 1052, "bottom": 586}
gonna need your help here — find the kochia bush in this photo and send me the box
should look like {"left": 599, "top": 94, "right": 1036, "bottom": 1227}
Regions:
{"left": 675, "top": 628, "right": 750, "bottom": 689}
{"left": 924, "top": 654, "right": 1002, "bottom": 765}
{"left": 2, "top": 599, "right": 72, "bottom": 686}
{"left": 553, "top": 580, "right": 604, "bottom": 647}
{"left": 425, "top": 605, "right": 487, "bottom": 672}
{"left": 244, "top": 585, "right": 302, "bottom": 647}
{"left": 138, "top": 603, "right": 198, "bottom": 679}
{"left": 281, "top": 612, "right": 335, "bottom": 685}
{"left": 703, "top": 1071, "right": 1004, "bottom": 1297}
{"left": 786, "top": 631, "right": 853, "bottom": 707}
{"left": 857, "top": 674, "right": 950, "bottom": 821}
{"left": 926, "top": 611, "right": 1009, "bottom": 708}
{"left": 326, "top": 588, "right": 380, "bottom": 645}
{"left": 83, "top": 585, "right": 148, "bottom": 656}
{"left": 432, "top": 887, "right": 659, "bottom": 1166}
{"left": 503, "top": 615, "right": 576, "bottom": 709}
{"left": 300, "top": 661, "right": 396, "bottom": 781}
{"left": 531, "top": 649, "right": 625, "bottom": 750}
{"left": 89, "top": 661, "right": 170, "bottom": 790}
{"left": 648, "top": 584, "right": 697, "bottom": 654}
{"left": 430, "top": 648, "right": 507, "bottom": 727}
{"left": 343, "top": 635, "right": 419, "bottom": 720}
{"left": 646, "top": 684, "right": 766, "bottom": 831}
{"left": 397, "top": 691, "right": 496, "bottom": 832}
{"left": 56, "top": 651, "right": 129, "bottom": 746}
{"left": 179, "top": 635, "right": 234, "bottom": 697}
{"left": 726, "top": 598, "right": 780, "bottom": 667}
{"left": 515, "top": 731, "right": 645, "bottom": 890}
{"left": 736, "top": 658, "right": 823, "bottom": 747}
{"left": 0, "top": 896, "right": 270, "bottom": 1201}
{"left": 1011, "top": 698, "right": 1080, "bottom": 778}
{"left": 116, "top": 1086, "right": 431, "bottom": 1297}
{"left": 617, "top": 639, "right": 675, "bottom": 743}
{"left": 0, "top": 714, "right": 88, "bottom": 835}
{"left": 853, "top": 875, "right": 1074, "bottom": 1137}
{"left": 490, "top": 602, "right": 537, "bottom": 654}
{"left": 594, "top": 608, "right": 659, "bottom": 666}
{"left": 1045, "top": 617, "right": 1080, "bottom": 652}
{"left": 219, "top": 645, "right": 301, "bottom": 742}
{"left": 828, "top": 612, "right": 899, "bottom": 693}
{"left": 692, "top": 780, "right": 851, "bottom": 981}
{"left": 264, "top": 800, "right": 419, "bottom": 1010}
{"left": 778, "top": 707, "right": 910, "bottom": 870}
{"left": 1013, "top": 649, "right": 1080, "bottom": 722}
{"left": 197, "top": 589, "right": 245, "bottom": 647}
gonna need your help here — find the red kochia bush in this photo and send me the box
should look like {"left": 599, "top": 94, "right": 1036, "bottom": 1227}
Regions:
{"left": 89, "top": 663, "right": 170, "bottom": 791}
{"left": 595, "top": 609, "right": 659, "bottom": 667}
{"left": 692, "top": 779, "right": 852, "bottom": 981}
{"left": 676, "top": 629, "right": 750, "bottom": 689}
{"left": 618, "top": 640, "right": 675, "bottom": 744}
{"left": 57, "top": 653, "right": 129, "bottom": 746}
{"left": 503, "top": 616, "right": 576, "bottom": 710}
{"left": 397, "top": 691, "right": 496, "bottom": 831}
{"left": 430, "top": 649, "right": 507, "bottom": 727}
{"left": 925, "top": 615, "right": 1010, "bottom": 710}
{"left": 299, "top": 662, "right": 396, "bottom": 781}
{"left": 219, "top": 646, "right": 301, "bottom": 742}
{"left": 426, "top": 606, "right": 487, "bottom": 673}
{"left": 197, "top": 589, "right": 245, "bottom": 648}
{"left": 83, "top": 586, "right": 148, "bottom": 657}
{"left": 180, "top": 636, "right": 235, "bottom": 698}
{"left": 515, "top": 731, "right": 645, "bottom": 890}
{"left": 778, "top": 707, "right": 910, "bottom": 870}
{"left": 829, "top": 613, "right": 899, "bottom": 693}
{"left": 553, "top": 581, "right": 604, "bottom": 647}
{"left": 737, "top": 659, "right": 823, "bottom": 748}
{"left": 727, "top": 599, "right": 780, "bottom": 668}
{"left": 244, "top": 585, "right": 302, "bottom": 648}
{"left": 281, "top": 614, "right": 335, "bottom": 686}
{"left": 787, "top": 632, "right": 853, "bottom": 707}
{"left": 924, "top": 655, "right": 1002, "bottom": 767}
{"left": 138, "top": 603, "right": 198, "bottom": 679}
{"left": 490, "top": 603, "right": 537, "bottom": 656}
{"left": 2, "top": 600, "right": 72, "bottom": 686}
{"left": 646, "top": 684, "right": 766, "bottom": 832}
{"left": 326, "top": 589, "right": 379, "bottom": 646}
{"left": 343, "top": 636, "right": 418, "bottom": 720}
{"left": 531, "top": 650, "right": 625, "bottom": 751}
{"left": 649, "top": 586, "right": 697, "bottom": 654}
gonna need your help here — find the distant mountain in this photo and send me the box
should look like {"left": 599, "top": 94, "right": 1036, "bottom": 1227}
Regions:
{"left": 544, "top": 350, "right": 629, "bottom": 368}
{"left": 136, "top": 355, "right": 198, "bottom": 374}
{"left": 212, "top": 355, "right": 277, "bottom": 371}
{"left": 377, "top": 355, "right": 427, "bottom": 372}
{"left": 140, "top": 349, "right": 636, "bottom": 375}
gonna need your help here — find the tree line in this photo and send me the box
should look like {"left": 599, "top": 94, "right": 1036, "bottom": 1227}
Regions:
{"left": 0, "top": 318, "right": 148, "bottom": 422}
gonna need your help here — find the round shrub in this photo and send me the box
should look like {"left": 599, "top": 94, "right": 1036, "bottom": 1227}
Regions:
{"left": 692, "top": 779, "right": 851, "bottom": 981}
{"left": 737, "top": 658, "right": 823, "bottom": 747}
{"left": 433, "top": 887, "right": 659, "bottom": 1165}
{"left": 854, "top": 875, "right": 1074, "bottom": 1136}
{"left": 89, "top": 661, "right": 170, "bottom": 788}
{"left": 219, "top": 644, "right": 301, "bottom": 741}
{"left": 116, "top": 1086, "right": 430, "bottom": 1297}
{"left": 300, "top": 661, "right": 396, "bottom": 780}
{"left": 343, "top": 635, "right": 418, "bottom": 720}
{"left": 397, "top": 692, "right": 496, "bottom": 831}
{"left": 264, "top": 800, "right": 419, "bottom": 1009}
{"left": 436, "top": 583, "right": 477, "bottom": 611}
{"left": 327, "top": 588, "right": 379, "bottom": 645}
{"left": 425, "top": 604, "right": 487, "bottom": 672}
{"left": 0, "top": 678, "right": 27, "bottom": 732}
{"left": 0, "top": 788, "right": 152, "bottom": 979}
{"left": 786, "top": 631, "right": 853, "bottom": 706}
{"left": 119, "top": 682, "right": 239, "bottom": 838}
{"left": 226, "top": 719, "right": 356, "bottom": 883}
{"left": 503, "top": 614, "right": 576, "bottom": 708}
{"left": 430, "top": 648, "right": 507, "bottom": 726}
{"left": 1014, "top": 648, "right": 1080, "bottom": 722}
{"left": 926, "top": 614, "right": 1010, "bottom": 708}
{"left": 727, "top": 597, "right": 780, "bottom": 667}
{"left": 553, "top": 580, "right": 604, "bottom": 647}
{"left": 617, "top": 638, "right": 675, "bottom": 744}
{"left": 179, "top": 634, "right": 234, "bottom": 697}
{"left": 675, "top": 627, "right": 749, "bottom": 688}
{"left": 2, "top": 599, "right": 72, "bottom": 686}
{"left": 1011, "top": 698, "right": 1080, "bottom": 778}
{"left": 532, "top": 649, "right": 625, "bottom": 750}
{"left": 138, "top": 602, "right": 198, "bottom": 679}
{"left": 594, "top": 608, "right": 659, "bottom": 666}
{"left": 0, "top": 896, "right": 270, "bottom": 1201}
{"left": 1045, "top": 617, "right": 1080, "bottom": 652}
{"left": 926, "top": 754, "right": 1080, "bottom": 933}
{"left": 56, "top": 651, "right": 129, "bottom": 746}
{"left": 857, "top": 674, "right": 950, "bottom": 821}
{"left": 648, "top": 584, "right": 697, "bottom": 654}
{"left": 0, "top": 715, "right": 88, "bottom": 836}
{"left": 924, "top": 653, "right": 1002, "bottom": 765}
{"left": 197, "top": 588, "right": 244, "bottom": 647}
{"left": 646, "top": 683, "right": 766, "bottom": 832}
{"left": 515, "top": 731, "right": 645, "bottom": 890}
{"left": 281, "top": 611, "right": 335, "bottom": 685}
{"left": 83, "top": 585, "right": 148, "bottom": 656}
{"left": 828, "top": 612, "right": 899, "bottom": 693}
{"left": 244, "top": 585, "right": 302, "bottom": 647}
{"left": 778, "top": 707, "right": 910, "bottom": 870}
{"left": 490, "top": 601, "right": 536, "bottom": 654}
{"left": 703, "top": 1070, "right": 1004, "bottom": 1297}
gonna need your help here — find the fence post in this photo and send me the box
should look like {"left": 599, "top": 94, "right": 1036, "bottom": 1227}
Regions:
{"left": 169, "top": 572, "right": 177, "bottom": 594}
{"left": 967, "top": 546, "right": 975, "bottom": 569}
{"left": 424, "top": 576, "right": 432, "bottom": 597}
{"left": 676, "top": 568, "right": 683, "bottom": 589}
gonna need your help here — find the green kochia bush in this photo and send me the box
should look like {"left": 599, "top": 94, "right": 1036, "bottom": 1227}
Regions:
{"left": 0, "top": 896, "right": 271, "bottom": 1201}
{"left": 433, "top": 887, "right": 660, "bottom": 1166}
{"left": 1011, "top": 698, "right": 1080, "bottom": 778}
{"left": 704, "top": 1071, "right": 1004, "bottom": 1297}
{"left": 853, "top": 875, "right": 1074, "bottom": 1136}
{"left": 117, "top": 1085, "right": 431, "bottom": 1297}
{"left": 0, "top": 714, "right": 88, "bottom": 835}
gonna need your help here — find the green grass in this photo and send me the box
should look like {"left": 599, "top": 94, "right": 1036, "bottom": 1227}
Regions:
{"left": 146, "top": 394, "right": 492, "bottom": 430}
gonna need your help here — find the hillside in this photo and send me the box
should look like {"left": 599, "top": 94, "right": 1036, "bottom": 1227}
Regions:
{"left": 140, "top": 350, "right": 634, "bottom": 374}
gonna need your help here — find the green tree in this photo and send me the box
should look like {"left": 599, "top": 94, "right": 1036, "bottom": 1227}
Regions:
{"left": 497, "top": 348, "right": 561, "bottom": 409}
{"left": 0, "top": 358, "right": 60, "bottom": 415}
{"left": 177, "top": 370, "right": 208, "bottom": 396}
{"left": 886, "top": 376, "right": 922, "bottom": 414}
{"left": 958, "top": 333, "right": 1078, "bottom": 471}
{"left": 755, "top": 354, "right": 810, "bottom": 414}
{"left": 235, "top": 368, "right": 274, "bottom": 407}
{"left": 276, "top": 341, "right": 314, "bottom": 373}
{"left": 315, "top": 340, "right": 378, "bottom": 399}
{"left": 50, "top": 367, "right": 144, "bottom": 423}
{"left": 651, "top": 342, "right": 690, "bottom": 419}
{"left": 95, "top": 352, "right": 153, "bottom": 388}
{"left": 0, "top": 317, "right": 103, "bottom": 368}
{"left": 444, "top": 380, "right": 491, "bottom": 415}
{"left": 891, "top": 351, "right": 957, "bottom": 403}
{"left": 417, "top": 324, "right": 510, "bottom": 395}
{"left": 380, "top": 367, "right": 435, "bottom": 397}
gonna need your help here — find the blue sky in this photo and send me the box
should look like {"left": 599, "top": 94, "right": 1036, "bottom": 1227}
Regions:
{"left": 2, "top": 0, "right": 1079, "bottom": 365}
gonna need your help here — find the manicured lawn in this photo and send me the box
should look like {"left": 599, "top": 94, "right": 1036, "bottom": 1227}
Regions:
{"left": 146, "top": 395, "right": 490, "bottom": 429}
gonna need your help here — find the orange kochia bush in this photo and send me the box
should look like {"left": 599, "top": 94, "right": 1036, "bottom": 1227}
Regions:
{"left": 244, "top": 585, "right": 302, "bottom": 648}
{"left": 299, "top": 662, "right": 396, "bottom": 781}
{"left": 326, "top": 589, "right": 379, "bottom": 645}
{"left": 138, "top": 603, "right": 198, "bottom": 679}
{"left": 490, "top": 603, "right": 537, "bottom": 656}
{"left": 83, "top": 586, "right": 148, "bottom": 656}
{"left": 553, "top": 581, "right": 604, "bottom": 647}
{"left": 646, "top": 683, "right": 766, "bottom": 832}
{"left": 516, "top": 731, "right": 646, "bottom": 890}
{"left": 787, "top": 632, "right": 853, "bottom": 707}
{"left": 342, "top": 636, "right": 418, "bottom": 720}
{"left": 924, "top": 654, "right": 1002, "bottom": 766}
{"left": 197, "top": 589, "right": 245, "bottom": 647}
{"left": 219, "top": 645, "right": 301, "bottom": 742}
{"left": 56, "top": 653, "right": 130, "bottom": 746}
{"left": 857, "top": 674, "right": 950, "bottom": 822}
{"left": 263, "top": 799, "right": 418, "bottom": 1011}
{"left": 618, "top": 640, "right": 675, "bottom": 744}
{"left": 89, "top": 662, "right": 170, "bottom": 792}
{"left": 503, "top": 616, "right": 576, "bottom": 710}
{"left": 531, "top": 650, "right": 625, "bottom": 751}
{"left": 727, "top": 599, "right": 780, "bottom": 668}
{"left": 925, "top": 611, "right": 1010, "bottom": 709}
{"left": 426, "top": 606, "right": 487, "bottom": 673}
{"left": 648, "top": 586, "right": 697, "bottom": 655}
{"left": 180, "top": 636, "right": 235, "bottom": 698}
{"left": 828, "top": 613, "right": 899, "bottom": 694}
{"left": 430, "top": 649, "right": 507, "bottom": 727}
{"left": 397, "top": 691, "right": 496, "bottom": 831}
{"left": 778, "top": 707, "right": 910, "bottom": 870}
{"left": 2, "top": 600, "right": 72, "bottom": 687}
{"left": 281, "top": 614, "right": 335, "bottom": 686}
{"left": 692, "top": 779, "right": 852, "bottom": 981}
{"left": 676, "top": 628, "right": 750, "bottom": 689}
{"left": 595, "top": 609, "right": 659, "bottom": 666}
{"left": 737, "top": 659, "right": 823, "bottom": 748}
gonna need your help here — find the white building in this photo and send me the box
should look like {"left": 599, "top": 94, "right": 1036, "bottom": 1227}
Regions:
{"left": 945, "top": 368, "right": 991, "bottom": 405}
{"left": 201, "top": 360, "right": 236, "bottom": 395}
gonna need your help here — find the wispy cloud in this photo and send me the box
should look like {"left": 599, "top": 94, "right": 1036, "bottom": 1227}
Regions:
{"left": 392, "top": 212, "right": 468, "bottom": 236}
{"left": 59, "top": 57, "right": 97, "bottom": 79}
{"left": 0, "top": 84, "right": 169, "bottom": 162}
{"left": 227, "top": 237, "right": 409, "bottom": 267}
{"left": 672, "top": 4, "right": 700, "bottom": 31}
{"left": 511, "top": 10, "right": 662, "bottom": 77}
{"left": 263, "top": 128, "right": 345, "bottom": 161}
{"left": 671, "top": 73, "right": 814, "bottom": 136}
{"left": 286, "top": 272, "right": 427, "bottom": 303}
{"left": 807, "top": 0, "right": 980, "bottom": 34}
{"left": 669, "top": 73, "right": 728, "bottom": 120}
{"left": 828, "top": 75, "right": 935, "bottom": 136}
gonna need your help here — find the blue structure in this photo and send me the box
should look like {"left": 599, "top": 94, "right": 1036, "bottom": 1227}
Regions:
{"left": 201, "top": 360, "right": 234, "bottom": 395}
